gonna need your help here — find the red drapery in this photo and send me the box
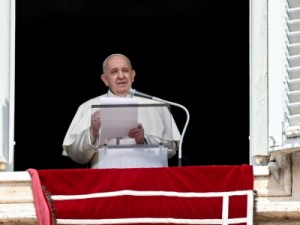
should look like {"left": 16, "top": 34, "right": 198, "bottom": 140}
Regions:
{"left": 28, "top": 165, "right": 254, "bottom": 225}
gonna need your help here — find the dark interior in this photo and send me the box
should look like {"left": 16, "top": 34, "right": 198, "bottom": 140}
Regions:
{"left": 14, "top": 0, "right": 249, "bottom": 170}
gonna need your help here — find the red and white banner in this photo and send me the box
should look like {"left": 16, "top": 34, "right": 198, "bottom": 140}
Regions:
{"left": 28, "top": 165, "right": 254, "bottom": 225}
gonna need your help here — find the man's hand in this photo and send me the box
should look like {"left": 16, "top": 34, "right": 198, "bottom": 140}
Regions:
{"left": 90, "top": 110, "right": 101, "bottom": 137}
{"left": 128, "top": 123, "right": 144, "bottom": 144}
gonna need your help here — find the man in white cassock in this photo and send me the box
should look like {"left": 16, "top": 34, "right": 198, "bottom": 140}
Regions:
{"left": 62, "top": 53, "right": 181, "bottom": 168}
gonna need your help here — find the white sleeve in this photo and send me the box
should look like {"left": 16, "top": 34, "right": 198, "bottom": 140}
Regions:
{"left": 64, "top": 129, "right": 97, "bottom": 164}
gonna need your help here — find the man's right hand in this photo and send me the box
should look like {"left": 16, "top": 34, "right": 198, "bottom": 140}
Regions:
{"left": 90, "top": 110, "right": 101, "bottom": 137}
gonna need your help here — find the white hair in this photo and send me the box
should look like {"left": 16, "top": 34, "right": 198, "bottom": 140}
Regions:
{"left": 102, "top": 53, "right": 132, "bottom": 73}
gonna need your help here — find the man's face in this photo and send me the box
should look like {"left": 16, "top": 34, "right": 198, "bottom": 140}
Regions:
{"left": 101, "top": 55, "right": 135, "bottom": 96}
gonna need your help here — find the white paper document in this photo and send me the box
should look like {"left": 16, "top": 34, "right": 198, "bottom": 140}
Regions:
{"left": 99, "top": 97, "right": 138, "bottom": 140}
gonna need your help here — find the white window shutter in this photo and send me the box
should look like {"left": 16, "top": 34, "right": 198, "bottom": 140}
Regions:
{"left": 269, "top": 0, "right": 300, "bottom": 156}
{"left": 0, "top": 0, "right": 15, "bottom": 171}
{"left": 285, "top": 1, "right": 300, "bottom": 130}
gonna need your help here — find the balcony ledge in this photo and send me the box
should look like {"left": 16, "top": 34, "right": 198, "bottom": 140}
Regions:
{"left": 1, "top": 167, "right": 299, "bottom": 224}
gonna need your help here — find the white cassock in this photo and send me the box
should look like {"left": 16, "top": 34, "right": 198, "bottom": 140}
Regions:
{"left": 62, "top": 90, "right": 181, "bottom": 168}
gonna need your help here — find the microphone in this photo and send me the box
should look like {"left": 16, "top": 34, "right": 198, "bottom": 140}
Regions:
{"left": 130, "top": 88, "right": 190, "bottom": 167}
{"left": 129, "top": 89, "right": 153, "bottom": 99}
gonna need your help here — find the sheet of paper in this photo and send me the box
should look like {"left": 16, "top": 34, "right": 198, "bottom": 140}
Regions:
{"left": 99, "top": 97, "right": 138, "bottom": 140}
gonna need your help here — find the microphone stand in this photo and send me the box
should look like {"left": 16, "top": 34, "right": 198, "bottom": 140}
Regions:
{"left": 151, "top": 96, "right": 190, "bottom": 167}
{"left": 130, "top": 89, "right": 190, "bottom": 167}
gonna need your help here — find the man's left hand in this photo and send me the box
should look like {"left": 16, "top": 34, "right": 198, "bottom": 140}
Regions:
{"left": 128, "top": 123, "right": 144, "bottom": 144}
